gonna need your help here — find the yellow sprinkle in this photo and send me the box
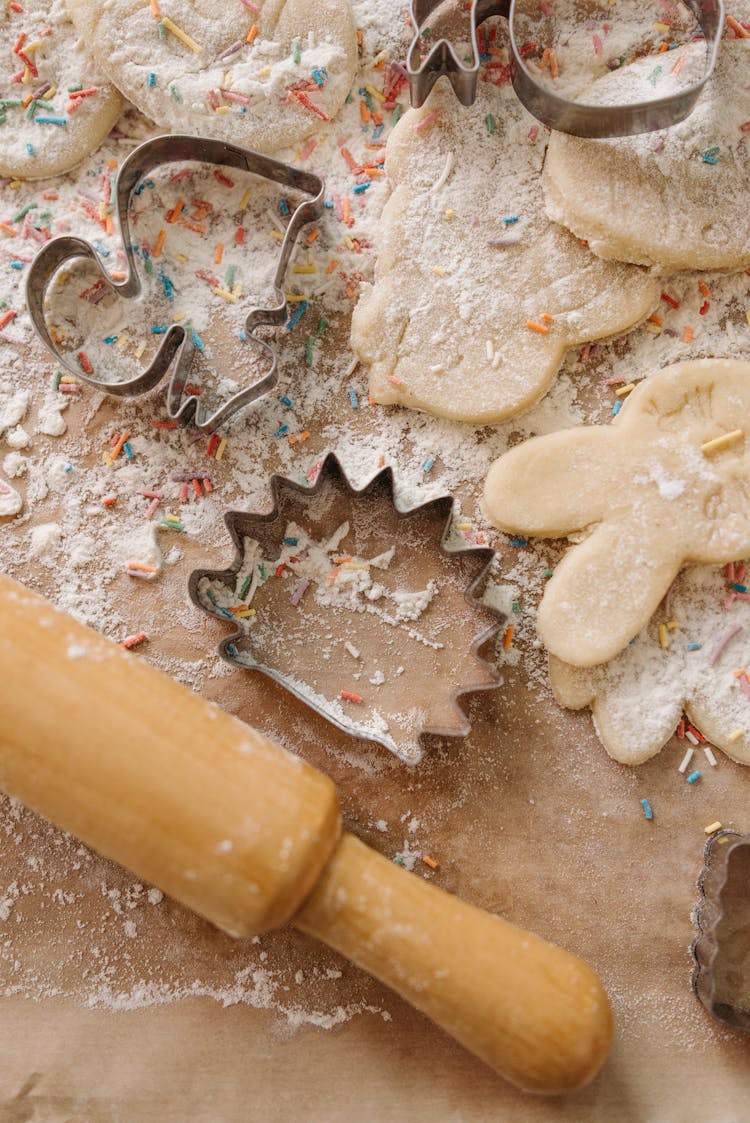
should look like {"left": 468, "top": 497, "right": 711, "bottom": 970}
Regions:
{"left": 666, "top": 619, "right": 678, "bottom": 630}
{"left": 729, "top": 728, "right": 744, "bottom": 742}
{"left": 456, "top": 521, "right": 472, "bottom": 531}
{"left": 433, "top": 266, "right": 446, "bottom": 276}
{"left": 214, "top": 106, "right": 230, "bottom": 115}
{"left": 22, "top": 67, "right": 31, "bottom": 85}
{"left": 701, "top": 429, "right": 744, "bottom": 456}
{"left": 173, "top": 311, "right": 186, "bottom": 322}
{"left": 704, "top": 821, "right": 723, "bottom": 834}
{"left": 270, "top": 229, "right": 283, "bottom": 242}
{"left": 215, "top": 438, "right": 227, "bottom": 461}
{"left": 259, "top": 66, "right": 271, "bottom": 77}
{"left": 9, "top": 180, "right": 22, "bottom": 189}
{"left": 240, "top": 186, "right": 252, "bottom": 210}
{"left": 615, "top": 382, "right": 636, "bottom": 397}
{"left": 213, "top": 286, "right": 238, "bottom": 302}
{"left": 135, "top": 341, "right": 146, "bottom": 359}
{"left": 343, "top": 236, "right": 355, "bottom": 250}
{"left": 160, "top": 15, "right": 202, "bottom": 53}
{"left": 365, "top": 83, "right": 386, "bottom": 103}
{"left": 60, "top": 375, "right": 78, "bottom": 384}
{"left": 293, "top": 264, "right": 317, "bottom": 274}
{"left": 285, "top": 293, "right": 308, "bottom": 302}
{"left": 102, "top": 451, "right": 113, "bottom": 468}
{"left": 115, "top": 334, "right": 130, "bottom": 349}
{"left": 176, "top": 253, "right": 188, "bottom": 263}
{"left": 658, "top": 623, "right": 669, "bottom": 649}
{"left": 645, "top": 324, "right": 662, "bottom": 335}
{"left": 746, "top": 309, "right": 750, "bottom": 326}
{"left": 24, "top": 40, "right": 43, "bottom": 52}
{"left": 444, "top": 208, "right": 455, "bottom": 218}
{"left": 653, "top": 20, "right": 671, "bottom": 31}
{"left": 232, "top": 283, "right": 242, "bottom": 298}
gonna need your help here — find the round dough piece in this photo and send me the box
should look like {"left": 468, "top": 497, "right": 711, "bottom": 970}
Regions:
{"left": 67, "top": 0, "right": 357, "bottom": 153}
{"left": 0, "top": 0, "right": 123, "bottom": 180}
{"left": 351, "top": 82, "right": 658, "bottom": 425}
{"left": 543, "top": 39, "right": 750, "bottom": 272}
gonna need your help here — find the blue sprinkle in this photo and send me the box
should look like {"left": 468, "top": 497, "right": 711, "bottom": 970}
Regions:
{"left": 687, "top": 642, "right": 702, "bottom": 651}
{"left": 353, "top": 182, "right": 370, "bottom": 194}
{"left": 93, "top": 241, "right": 110, "bottom": 257}
{"left": 279, "top": 198, "right": 290, "bottom": 216}
{"left": 26, "top": 143, "right": 34, "bottom": 155}
{"left": 280, "top": 394, "right": 294, "bottom": 407}
{"left": 227, "top": 643, "right": 238, "bottom": 658}
{"left": 423, "top": 458, "right": 434, "bottom": 473}
{"left": 687, "top": 770, "right": 701, "bottom": 784}
{"left": 612, "top": 400, "right": 622, "bottom": 415}
{"left": 274, "top": 425, "right": 290, "bottom": 438}
{"left": 151, "top": 325, "right": 168, "bottom": 333}
{"left": 324, "top": 199, "right": 334, "bottom": 209}
{"left": 148, "top": 72, "right": 157, "bottom": 87}
{"left": 348, "top": 388, "right": 359, "bottom": 408}
{"left": 123, "top": 442, "right": 134, "bottom": 460}
{"left": 311, "top": 68, "right": 325, "bottom": 87}
{"left": 35, "top": 116, "right": 67, "bottom": 125}
{"left": 702, "top": 154, "right": 718, "bottom": 165}
{"left": 286, "top": 301, "right": 308, "bottom": 330}
{"left": 640, "top": 799, "right": 653, "bottom": 820}
{"left": 160, "top": 273, "right": 174, "bottom": 299}
{"left": 9, "top": 261, "right": 24, "bottom": 270}
{"left": 103, "top": 335, "right": 118, "bottom": 344}
{"left": 733, "top": 583, "right": 748, "bottom": 593}
{"left": 192, "top": 331, "right": 204, "bottom": 350}
{"left": 238, "top": 330, "right": 248, "bottom": 341}
{"left": 503, "top": 215, "right": 519, "bottom": 225}
{"left": 509, "top": 538, "right": 528, "bottom": 547}
{"left": 283, "top": 537, "right": 299, "bottom": 546}
{"left": 64, "top": 463, "right": 74, "bottom": 473}
{"left": 218, "top": 607, "right": 234, "bottom": 621}
{"left": 372, "top": 123, "right": 384, "bottom": 141}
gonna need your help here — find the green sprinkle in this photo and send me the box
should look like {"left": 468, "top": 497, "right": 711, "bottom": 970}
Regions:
{"left": 144, "top": 257, "right": 154, "bottom": 276}
{"left": 392, "top": 104, "right": 403, "bottom": 125}
{"left": 393, "top": 856, "right": 406, "bottom": 866}
{"left": 159, "top": 520, "right": 184, "bottom": 531}
{"left": 511, "top": 598, "right": 520, "bottom": 614}
{"left": 51, "top": 369, "right": 61, "bottom": 391}
{"left": 239, "top": 575, "right": 252, "bottom": 600}
{"left": 292, "top": 37, "right": 301, "bottom": 64}
{"left": 258, "top": 563, "right": 267, "bottom": 580}
{"left": 317, "top": 317, "right": 327, "bottom": 336}
{"left": 170, "top": 84, "right": 182, "bottom": 103}
{"left": 225, "top": 264, "right": 236, "bottom": 289}
{"left": 544, "top": 568, "right": 554, "bottom": 578}
{"left": 157, "top": 20, "right": 167, "bottom": 40}
{"left": 647, "top": 65, "right": 662, "bottom": 86}
{"left": 67, "top": 83, "right": 83, "bottom": 93}
{"left": 13, "top": 202, "right": 36, "bottom": 222}
{"left": 485, "top": 113, "right": 495, "bottom": 134}
{"left": 305, "top": 335, "right": 315, "bottom": 365}
{"left": 206, "top": 588, "right": 218, "bottom": 606}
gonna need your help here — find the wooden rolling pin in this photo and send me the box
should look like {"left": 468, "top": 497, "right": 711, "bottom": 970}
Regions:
{"left": 0, "top": 573, "right": 612, "bottom": 1093}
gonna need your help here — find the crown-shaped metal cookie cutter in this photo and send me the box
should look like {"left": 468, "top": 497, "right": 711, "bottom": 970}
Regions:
{"left": 692, "top": 829, "right": 750, "bottom": 1031}
{"left": 189, "top": 453, "right": 505, "bottom": 765}
{"left": 26, "top": 135, "right": 325, "bottom": 433}
{"left": 408, "top": 0, "right": 725, "bottom": 138}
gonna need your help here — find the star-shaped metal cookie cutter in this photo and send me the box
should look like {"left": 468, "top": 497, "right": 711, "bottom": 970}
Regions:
{"left": 26, "top": 135, "right": 325, "bottom": 433}
{"left": 408, "top": 0, "right": 725, "bottom": 138}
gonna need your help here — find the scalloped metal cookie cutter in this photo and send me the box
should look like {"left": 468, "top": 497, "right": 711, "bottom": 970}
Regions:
{"left": 692, "top": 829, "right": 750, "bottom": 1031}
{"left": 26, "top": 134, "right": 325, "bottom": 434}
{"left": 408, "top": 0, "right": 725, "bottom": 138}
{"left": 188, "top": 453, "right": 505, "bottom": 765}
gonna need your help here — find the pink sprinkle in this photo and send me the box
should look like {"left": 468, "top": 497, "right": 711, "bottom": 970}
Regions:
{"left": 139, "top": 489, "right": 163, "bottom": 500}
{"left": 527, "top": 125, "right": 539, "bottom": 142}
{"left": 179, "top": 483, "right": 189, "bottom": 503}
{"left": 239, "top": 0, "right": 260, "bottom": 10}
{"left": 540, "top": 1, "right": 552, "bottom": 14}
{"left": 145, "top": 497, "right": 161, "bottom": 520}
{"left": 300, "top": 137, "right": 318, "bottom": 161}
{"left": 290, "top": 578, "right": 309, "bottom": 606}
{"left": 413, "top": 109, "right": 441, "bottom": 133}
{"left": 737, "top": 563, "right": 747, "bottom": 583}
{"left": 709, "top": 624, "right": 743, "bottom": 666}
{"left": 740, "top": 674, "right": 750, "bottom": 700}
{"left": 725, "top": 592, "right": 737, "bottom": 610}
{"left": 726, "top": 561, "right": 736, "bottom": 582}
{"left": 220, "top": 88, "right": 251, "bottom": 106}
{"left": 735, "top": 592, "right": 750, "bottom": 601}
{"left": 605, "top": 376, "right": 626, "bottom": 386}
{"left": 592, "top": 33, "right": 603, "bottom": 55}
{"left": 388, "top": 375, "right": 405, "bottom": 388}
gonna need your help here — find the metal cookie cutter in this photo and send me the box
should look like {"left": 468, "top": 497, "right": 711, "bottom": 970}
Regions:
{"left": 189, "top": 453, "right": 505, "bottom": 765}
{"left": 26, "top": 135, "right": 325, "bottom": 433}
{"left": 692, "top": 829, "right": 750, "bottom": 1031}
{"left": 408, "top": 0, "right": 725, "bottom": 137}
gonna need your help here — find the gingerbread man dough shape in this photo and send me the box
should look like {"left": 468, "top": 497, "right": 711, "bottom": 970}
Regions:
{"left": 350, "top": 82, "right": 658, "bottom": 425}
{"left": 484, "top": 360, "right": 750, "bottom": 667}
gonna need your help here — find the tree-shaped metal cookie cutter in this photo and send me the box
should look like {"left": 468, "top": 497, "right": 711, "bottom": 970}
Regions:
{"left": 26, "top": 135, "right": 325, "bottom": 433}
{"left": 692, "top": 829, "right": 750, "bottom": 1031}
{"left": 189, "top": 453, "right": 505, "bottom": 764}
{"left": 408, "top": 0, "right": 725, "bottom": 138}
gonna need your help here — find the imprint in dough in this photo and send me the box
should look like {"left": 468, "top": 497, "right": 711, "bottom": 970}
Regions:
{"left": 351, "top": 83, "right": 658, "bottom": 425}
{"left": 543, "top": 40, "right": 750, "bottom": 272}
{"left": 483, "top": 360, "right": 750, "bottom": 667}
{"left": 66, "top": 0, "right": 357, "bottom": 154}
{"left": 0, "top": 0, "right": 122, "bottom": 180}
{"left": 548, "top": 563, "right": 750, "bottom": 767}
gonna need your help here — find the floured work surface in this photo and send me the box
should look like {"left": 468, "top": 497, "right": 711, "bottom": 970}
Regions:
{"left": 3, "top": 4, "right": 750, "bottom": 1121}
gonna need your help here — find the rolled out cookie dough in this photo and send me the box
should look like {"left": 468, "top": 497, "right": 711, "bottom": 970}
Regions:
{"left": 483, "top": 360, "right": 750, "bottom": 667}
{"left": 543, "top": 40, "right": 750, "bottom": 272}
{"left": 67, "top": 0, "right": 357, "bottom": 154}
{"left": 548, "top": 562, "right": 750, "bottom": 768}
{"left": 351, "top": 83, "right": 658, "bottom": 425}
{"left": 0, "top": 0, "right": 122, "bottom": 180}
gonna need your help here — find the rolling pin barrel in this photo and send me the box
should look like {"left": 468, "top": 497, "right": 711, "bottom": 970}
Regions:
{"left": 0, "top": 574, "right": 341, "bottom": 938}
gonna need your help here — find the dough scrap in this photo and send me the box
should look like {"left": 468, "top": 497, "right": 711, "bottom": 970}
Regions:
{"left": 351, "top": 83, "right": 658, "bottom": 425}
{"left": 549, "top": 563, "right": 750, "bottom": 767}
{"left": 543, "top": 40, "right": 750, "bottom": 272}
{"left": 67, "top": 0, "right": 357, "bottom": 154}
{"left": 0, "top": 0, "right": 122, "bottom": 180}
{"left": 483, "top": 360, "right": 750, "bottom": 667}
